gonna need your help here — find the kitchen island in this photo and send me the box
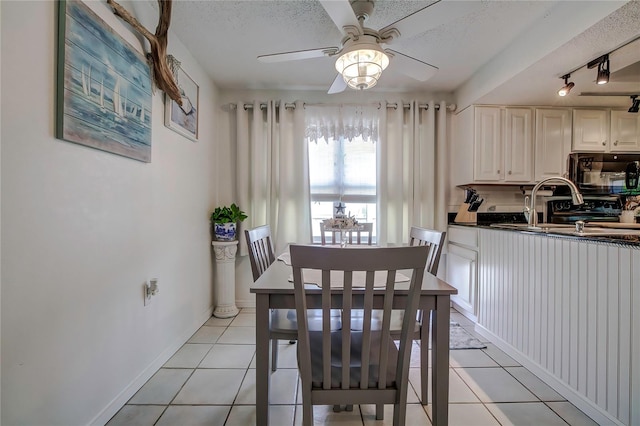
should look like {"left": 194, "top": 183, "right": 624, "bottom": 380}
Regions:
{"left": 447, "top": 224, "right": 640, "bottom": 426}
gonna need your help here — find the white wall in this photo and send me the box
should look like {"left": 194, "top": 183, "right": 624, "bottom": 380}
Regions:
{"left": 1, "top": 2, "right": 218, "bottom": 425}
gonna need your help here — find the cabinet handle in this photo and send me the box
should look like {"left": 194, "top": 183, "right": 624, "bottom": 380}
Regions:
{"left": 497, "top": 169, "right": 501, "bottom": 174}
{"left": 602, "top": 141, "right": 606, "bottom": 146}
{"left": 614, "top": 140, "right": 618, "bottom": 146}
{"left": 508, "top": 171, "right": 512, "bottom": 175}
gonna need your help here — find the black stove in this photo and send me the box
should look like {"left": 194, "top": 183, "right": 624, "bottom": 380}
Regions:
{"left": 547, "top": 195, "right": 622, "bottom": 224}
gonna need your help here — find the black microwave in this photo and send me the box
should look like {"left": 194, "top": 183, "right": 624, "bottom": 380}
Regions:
{"left": 568, "top": 153, "right": 640, "bottom": 195}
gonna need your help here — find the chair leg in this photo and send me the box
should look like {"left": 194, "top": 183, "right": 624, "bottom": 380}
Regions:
{"left": 302, "top": 402, "right": 313, "bottom": 426}
{"left": 271, "top": 339, "right": 278, "bottom": 372}
{"left": 420, "top": 325, "right": 429, "bottom": 404}
{"left": 393, "top": 402, "right": 406, "bottom": 426}
{"left": 376, "top": 403, "right": 384, "bottom": 420}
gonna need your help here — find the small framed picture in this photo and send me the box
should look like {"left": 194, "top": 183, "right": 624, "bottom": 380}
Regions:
{"left": 164, "top": 67, "right": 199, "bottom": 141}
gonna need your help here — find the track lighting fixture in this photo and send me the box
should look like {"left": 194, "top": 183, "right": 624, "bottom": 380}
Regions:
{"left": 630, "top": 96, "right": 640, "bottom": 113}
{"left": 558, "top": 74, "right": 574, "bottom": 97}
{"left": 588, "top": 54, "right": 610, "bottom": 85}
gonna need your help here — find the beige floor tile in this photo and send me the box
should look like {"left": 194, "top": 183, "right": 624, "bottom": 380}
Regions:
{"left": 199, "top": 344, "right": 256, "bottom": 369}
{"left": 426, "top": 403, "right": 500, "bottom": 426}
{"left": 155, "top": 405, "right": 230, "bottom": 426}
{"left": 505, "top": 367, "right": 564, "bottom": 401}
{"left": 546, "top": 401, "right": 599, "bottom": 425}
{"left": 481, "top": 344, "right": 520, "bottom": 367}
{"left": 362, "top": 403, "right": 430, "bottom": 425}
{"left": 204, "top": 316, "right": 234, "bottom": 326}
{"left": 450, "top": 349, "right": 499, "bottom": 368}
{"left": 456, "top": 367, "right": 538, "bottom": 403}
{"left": 271, "top": 368, "right": 300, "bottom": 404}
{"left": 217, "top": 326, "right": 256, "bottom": 344}
{"left": 235, "top": 368, "right": 256, "bottom": 405}
{"left": 128, "top": 369, "right": 193, "bottom": 404}
{"left": 410, "top": 368, "right": 479, "bottom": 404}
{"left": 106, "top": 405, "right": 165, "bottom": 426}
{"left": 450, "top": 312, "right": 475, "bottom": 326}
{"left": 294, "top": 403, "right": 363, "bottom": 425}
{"left": 485, "top": 402, "right": 567, "bottom": 425}
{"left": 227, "top": 404, "right": 296, "bottom": 426}
{"left": 275, "top": 341, "right": 299, "bottom": 369}
{"left": 163, "top": 343, "right": 212, "bottom": 368}
{"left": 230, "top": 312, "right": 256, "bottom": 327}
{"left": 187, "top": 326, "right": 226, "bottom": 344}
{"left": 172, "top": 369, "right": 245, "bottom": 404}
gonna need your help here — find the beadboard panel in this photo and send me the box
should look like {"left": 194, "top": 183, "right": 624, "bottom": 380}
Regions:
{"left": 477, "top": 229, "right": 639, "bottom": 425}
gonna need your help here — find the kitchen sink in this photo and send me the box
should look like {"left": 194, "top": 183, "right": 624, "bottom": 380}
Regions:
{"left": 489, "top": 223, "right": 640, "bottom": 237}
{"left": 548, "top": 228, "right": 640, "bottom": 237}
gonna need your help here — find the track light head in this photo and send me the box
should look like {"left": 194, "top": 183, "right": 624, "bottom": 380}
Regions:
{"left": 558, "top": 74, "right": 574, "bottom": 97}
{"left": 588, "top": 54, "right": 610, "bottom": 85}
{"left": 629, "top": 95, "right": 640, "bottom": 114}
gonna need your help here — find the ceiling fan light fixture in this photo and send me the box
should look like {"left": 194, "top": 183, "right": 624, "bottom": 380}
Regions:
{"left": 335, "top": 38, "right": 389, "bottom": 90}
{"left": 558, "top": 74, "right": 574, "bottom": 97}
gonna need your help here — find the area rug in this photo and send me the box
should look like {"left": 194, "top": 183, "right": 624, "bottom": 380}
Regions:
{"left": 449, "top": 322, "right": 487, "bottom": 350}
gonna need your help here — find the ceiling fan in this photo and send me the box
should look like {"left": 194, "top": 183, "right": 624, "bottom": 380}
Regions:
{"left": 257, "top": 0, "right": 483, "bottom": 94}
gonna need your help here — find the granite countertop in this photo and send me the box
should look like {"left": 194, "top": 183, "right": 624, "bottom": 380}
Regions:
{"left": 448, "top": 212, "right": 640, "bottom": 247}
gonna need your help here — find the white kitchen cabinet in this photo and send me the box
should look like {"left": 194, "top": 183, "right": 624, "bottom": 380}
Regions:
{"left": 534, "top": 108, "right": 572, "bottom": 181}
{"left": 474, "top": 106, "right": 533, "bottom": 183}
{"left": 572, "top": 109, "right": 609, "bottom": 151}
{"left": 610, "top": 110, "right": 640, "bottom": 152}
{"left": 446, "top": 226, "right": 478, "bottom": 320}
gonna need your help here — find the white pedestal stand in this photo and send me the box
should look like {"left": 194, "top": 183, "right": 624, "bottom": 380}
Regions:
{"left": 211, "top": 240, "right": 239, "bottom": 318}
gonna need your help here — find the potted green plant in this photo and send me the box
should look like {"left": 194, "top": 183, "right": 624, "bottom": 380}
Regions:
{"left": 210, "top": 203, "right": 248, "bottom": 241}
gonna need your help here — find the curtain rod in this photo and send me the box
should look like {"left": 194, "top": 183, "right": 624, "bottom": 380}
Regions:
{"left": 229, "top": 102, "right": 457, "bottom": 112}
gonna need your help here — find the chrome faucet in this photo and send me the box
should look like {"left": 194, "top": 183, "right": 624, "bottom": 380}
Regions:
{"left": 528, "top": 177, "right": 584, "bottom": 228}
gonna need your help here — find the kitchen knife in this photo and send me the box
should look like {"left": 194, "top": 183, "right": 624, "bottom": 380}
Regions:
{"left": 467, "top": 193, "right": 479, "bottom": 205}
{"left": 468, "top": 197, "right": 484, "bottom": 212}
{"left": 464, "top": 189, "right": 475, "bottom": 203}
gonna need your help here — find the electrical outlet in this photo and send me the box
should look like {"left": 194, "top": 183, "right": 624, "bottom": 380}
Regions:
{"left": 143, "top": 279, "right": 159, "bottom": 306}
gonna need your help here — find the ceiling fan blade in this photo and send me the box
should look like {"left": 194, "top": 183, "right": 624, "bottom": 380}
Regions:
{"left": 258, "top": 47, "right": 336, "bottom": 63}
{"left": 387, "top": 49, "right": 438, "bottom": 81}
{"left": 381, "top": 0, "right": 484, "bottom": 43}
{"left": 328, "top": 74, "right": 347, "bottom": 94}
{"left": 319, "top": 0, "right": 360, "bottom": 34}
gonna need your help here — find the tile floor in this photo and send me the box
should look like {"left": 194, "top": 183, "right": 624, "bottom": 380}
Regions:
{"left": 107, "top": 309, "right": 598, "bottom": 426}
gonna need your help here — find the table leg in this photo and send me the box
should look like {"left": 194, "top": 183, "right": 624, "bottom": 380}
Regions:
{"left": 431, "top": 296, "right": 450, "bottom": 425}
{"left": 420, "top": 310, "right": 429, "bottom": 404}
{"left": 255, "top": 294, "right": 271, "bottom": 426}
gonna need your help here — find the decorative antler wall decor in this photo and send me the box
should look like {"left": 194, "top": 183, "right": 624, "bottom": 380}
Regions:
{"left": 107, "top": 0, "right": 183, "bottom": 106}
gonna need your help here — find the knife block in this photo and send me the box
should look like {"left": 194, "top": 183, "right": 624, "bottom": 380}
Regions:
{"left": 454, "top": 203, "right": 477, "bottom": 224}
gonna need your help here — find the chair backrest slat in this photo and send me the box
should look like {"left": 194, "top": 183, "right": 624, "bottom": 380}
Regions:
{"left": 244, "top": 225, "right": 276, "bottom": 282}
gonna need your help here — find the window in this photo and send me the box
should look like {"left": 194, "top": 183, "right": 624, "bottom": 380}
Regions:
{"left": 308, "top": 135, "right": 377, "bottom": 242}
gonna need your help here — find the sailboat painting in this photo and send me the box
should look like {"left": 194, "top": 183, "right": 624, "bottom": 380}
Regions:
{"left": 56, "top": 0, "right": 152, "bottom": 162}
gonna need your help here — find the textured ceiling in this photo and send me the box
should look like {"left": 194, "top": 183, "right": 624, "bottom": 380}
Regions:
{"left": 166, "top": 0, "right": 640, "bottom": 105}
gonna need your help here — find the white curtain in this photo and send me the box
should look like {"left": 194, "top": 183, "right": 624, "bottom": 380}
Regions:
{"left": 235, "top": 100, "right": 311, "bottom": 255}
{"left": 378, "top": 100, "right": 448, "bottom": 246}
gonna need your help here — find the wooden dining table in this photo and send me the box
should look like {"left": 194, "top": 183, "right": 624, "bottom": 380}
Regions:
{"left": 249, "top": 246, "right": 457, "bottom": 425}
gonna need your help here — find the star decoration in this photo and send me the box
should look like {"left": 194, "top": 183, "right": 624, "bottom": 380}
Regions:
{"left": 335, "top": 202, "right": 346, "bottom": 215}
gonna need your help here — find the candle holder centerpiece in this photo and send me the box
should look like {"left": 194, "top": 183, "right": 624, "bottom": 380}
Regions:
{"left": 322, "top": 214, "right": 362, "bottom": 247}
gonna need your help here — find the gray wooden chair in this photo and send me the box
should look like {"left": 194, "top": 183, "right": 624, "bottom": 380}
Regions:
{"left": 352, "top": 226, "right": 446, "bottom": 404}
{"left": 394, "top": 226, "right": 446, "bottom": 403}
{"left": 290, "top": 244, "right": 429, "bottom": 426}
{"left": 320, "top": 222, "right": 373, "bottom": 245}
{"left": 245, "top": 225, "right": 297, "bottom": 372}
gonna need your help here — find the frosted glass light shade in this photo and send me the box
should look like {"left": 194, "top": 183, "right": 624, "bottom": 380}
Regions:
{"left": 335, "top": 46, "right": 389, "bottom": 91}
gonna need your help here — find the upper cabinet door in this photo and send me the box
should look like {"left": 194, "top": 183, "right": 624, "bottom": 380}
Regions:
{"left": 535, "top": 108, "right": 571, "bottom": 181}
{"left": 610, "top": 110, "right": 640, "bottom": 152}
{"left": 503, "top": 108, "right": 533, "bottom": 182}
{"left": 572, "top": 109, "right": 609, "bottom": 151}
{"left": 474, "top": 107, "right": 502, "bottom": 181}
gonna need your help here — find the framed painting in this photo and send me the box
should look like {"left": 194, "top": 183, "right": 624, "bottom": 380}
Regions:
{"left": 56, "top": 0, "right": 152, "bottom": 162}
{"left": 164, "top": 67, "right": 199, "bottom": 141}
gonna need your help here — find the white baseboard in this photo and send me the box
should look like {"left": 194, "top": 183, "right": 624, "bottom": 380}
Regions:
{"left": 236, "top": 298, "right": 255, "bottom": 309}
{"left": 474, "top": 323, "right": 624, "bottom": 426}
{"left": 89, "top": 306, "right": 214, "bottom": 426}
